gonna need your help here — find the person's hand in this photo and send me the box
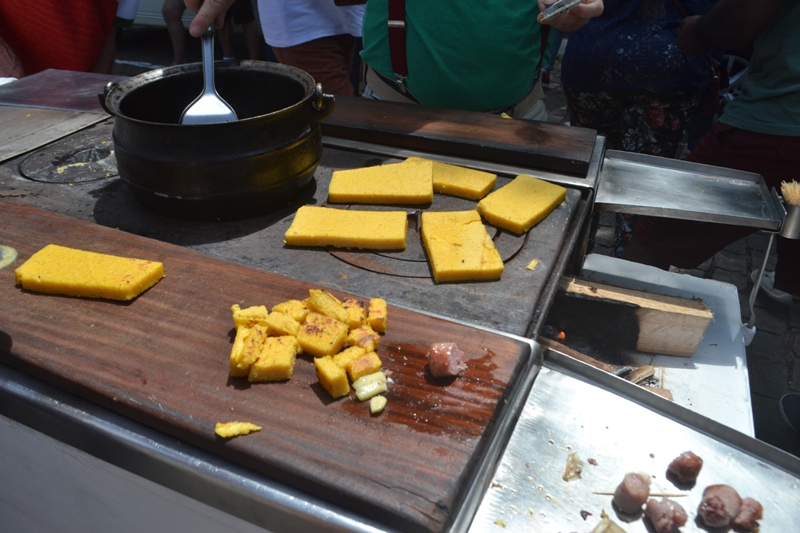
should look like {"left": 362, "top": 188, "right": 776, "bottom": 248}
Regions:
{"left": 676, "top": 15, "right": 714, "bottom": 56}
{"left": 185, "top": 0, "right": 236, "bottom": 38}
{"left": 537, "top": 0, "right": 604, "bottom": 32}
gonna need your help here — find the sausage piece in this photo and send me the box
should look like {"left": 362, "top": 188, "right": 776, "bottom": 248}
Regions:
{"left": 613, "top": 472, "right": 651, "bottom": 514}
{"left": 698, "top": 484, "right": 742, "bottom": 527}
{"left": 733, "top": 497, "right": 763, "bottom": 531}
{"left": 644, "top": 497, "right": 688, "bottom": 533}
{"left": 666, "top": 450, "right": 703, "bottom": 483}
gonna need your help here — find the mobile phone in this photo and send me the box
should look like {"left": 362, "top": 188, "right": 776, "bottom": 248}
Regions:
{"left": 540, "top": 0, "right": 582, "bottom": 22}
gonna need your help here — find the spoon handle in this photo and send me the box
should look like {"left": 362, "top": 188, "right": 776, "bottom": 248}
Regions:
{"left": 201, "top": 26, "right": 216, "bottom": 95}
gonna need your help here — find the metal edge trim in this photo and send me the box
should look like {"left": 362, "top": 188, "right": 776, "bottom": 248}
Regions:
{"left": 321, "top": 136, "right": 597, "bottom": 191}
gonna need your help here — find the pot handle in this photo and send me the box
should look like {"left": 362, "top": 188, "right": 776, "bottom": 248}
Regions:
{"left": 98, "top": 81, "right": 118, "bottom": 117}
{"left": 311, "top": 83, "right": 335, "bottom": 122}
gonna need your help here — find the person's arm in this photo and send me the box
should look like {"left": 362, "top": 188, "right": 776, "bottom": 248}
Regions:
{"left": 678, "top": 0, "right": 791, "bottom": 55}
{"left": 184, "top": 0, "right": 235, "bottom": 38}
{"left": 537, "top": 0, "right": 604, "bottom": 32}
{"left": 0, "top": 34, "right": 24, "bottom": 78}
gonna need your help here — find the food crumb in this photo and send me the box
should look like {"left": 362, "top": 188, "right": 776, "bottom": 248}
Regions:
{"left": 215, "top": 421, "right": 262, "bottom": 438}
{"left": 588, "top": 458, "right": 598, "bottom": 466}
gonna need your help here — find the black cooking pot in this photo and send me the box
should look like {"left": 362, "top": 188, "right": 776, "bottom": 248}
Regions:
{"left": 100, "top": 60, "right": 334, "bottom": 220}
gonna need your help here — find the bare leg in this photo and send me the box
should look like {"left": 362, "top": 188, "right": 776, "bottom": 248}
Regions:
{"left": 162, "top": 0, "right": 187, "bottom": 65}
{"left": 243, "top": 21, "right": 261, "bottom": 59}
{"left": 218, "top": 22, "right": 235, "bottom": 58}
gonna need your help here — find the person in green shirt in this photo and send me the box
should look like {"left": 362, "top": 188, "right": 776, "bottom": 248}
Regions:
{"left": 359, "top": 0, "right": 604, "bottom": 120}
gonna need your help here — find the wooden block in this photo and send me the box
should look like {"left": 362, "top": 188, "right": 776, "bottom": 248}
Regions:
{"left": 546, "top": 277, "right": 713, "bottom": 357}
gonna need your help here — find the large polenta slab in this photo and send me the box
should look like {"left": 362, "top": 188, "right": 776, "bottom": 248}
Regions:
{"left": 477, "top": 174, "right": 567, "bottom": 235}
{"left": 327, "top": 158, "right": 434, "bottom": 205}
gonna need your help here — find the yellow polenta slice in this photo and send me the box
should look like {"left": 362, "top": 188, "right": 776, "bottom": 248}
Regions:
{"left": 477, "top": 174, "right": 566, "bottom": 235}
{"left": 421, "top": 210, "right": 504, "bottom": 283}
{"left": 15, "top": 244, "right": 164, "bottom": 300}
{"left": 327, "top": 158, "right": 433, "bottom": 204}
{"left": 284, "top": 206, "right": 408, "bottom": 250}
{"left": 406, "top": 157, "right": 496, "bottom": 200}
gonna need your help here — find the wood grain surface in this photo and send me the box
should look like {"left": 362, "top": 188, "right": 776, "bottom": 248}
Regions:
{"left": 0, "top": 199, "right": 532, "bottom": 533}
{"left": 322, "top": 96, "right": 597, "bottom": 176}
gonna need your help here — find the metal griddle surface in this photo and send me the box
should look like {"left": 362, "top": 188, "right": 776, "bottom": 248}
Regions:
{"left": 0, "top": 119, "right": 585, "bottom": 337}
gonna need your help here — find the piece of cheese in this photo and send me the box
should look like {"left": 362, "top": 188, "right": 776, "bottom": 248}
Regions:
{"left": 406, "top": 157, "right": 496, "bottom": 200}
{"left": 477, "top": 174, "right": 566, "bottom": 235}
{"left": 284, "top": 206, "right": 408, "bottom": 250}
{"left": 421, "top": 210, "right": 504, "bottom": 283}
{"left": 14, "top": 244, "right": 164, "bottom": 300}
{"left": 327, "top": 159, "right": 434, "bottom": 205}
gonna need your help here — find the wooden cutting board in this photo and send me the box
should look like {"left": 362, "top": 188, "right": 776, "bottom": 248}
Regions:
{"left": 322, "top": 95, "right": 597, "bottom": 176}
{"left": 0, "top": 199, "right": 532, "bottom": 533}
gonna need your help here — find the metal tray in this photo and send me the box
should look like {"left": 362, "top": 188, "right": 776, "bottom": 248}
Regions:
{"left": 469, "top": 350, "right": 800, "bottom": 531}
{"left": 596, "top": 150, "right": 783, "bottom": 230}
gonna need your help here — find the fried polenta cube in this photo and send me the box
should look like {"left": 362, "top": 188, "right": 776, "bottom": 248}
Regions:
{"left": 231, "top": 304, "right": 269, "bottom": 329}
{"left": 342, "top": 297, "right": 367, "bottom": 330}
{"left": 297, "top": 312, "right": 349, "bottom": 357}
{"left": 229, "top": 324, "right": 268, "bottom": 377}
{"left": 215, "top": 421, "right": 262, "bottom": 438}
{"left": 306, "top": 289, "right": 349, "bottom": 322}
{"left": 347, "top": 324, "right": 381, "bottom": 351}
{"left": 248, "top": 336, "right": 301, "bottom": 382}
{"left": 271, "top": 299, "right": 309, "bottom": 323}
{"left": 346, "top": 351, "right": 382, "bottom": 382}
{"left": 333, "top": 345, "right": 367, "bottom": 369}
{"left": 314, "top": 355, "right": 350, "bottom": 399}
{"left": 264, "top": 311, "right": 301, "bottom": 337}
{"left": 367, "top": 298, "right": 388, "bottom": 333}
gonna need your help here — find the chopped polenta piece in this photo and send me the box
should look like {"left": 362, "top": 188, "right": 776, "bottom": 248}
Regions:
{"left": 231, "top": 304, "right": 269, "bottom": 328}
{"left": 264, "top": 311, "right": 301, "bottom": 336}
{"left": 347, "top": 324, "right": 381, "bottom": 351}
{"left": 314, "top": 356, "right": 350, "bottom": 399}
{"left": 271, "top": 299, "right": 309, "bottom": 323}
{"left": 297, "top": 312, "right": 349, "bottom": 357}
{"left": 306, "top": 289, "right": 349, "bottom": 322}
{"left": 228, "top": 326, "right": 251, "bottom": 377}
{"left": 230, "top": 324, "right": 268, "bottom": 377}
{"left": 14, "top": 244, "right": 164, "bottom": 301}
{"left": 346, "top": 351, "right": 382, "bottom": 382}
{"left": 215, "top": 421, "right": 262, "bottom": 438}
{"left": 367, "top": 298, "right": 388, "bottom": 333}
{"left": 477, "top": 174, "right": 567, "bottom": 235}
{"left": 248, "top": 336, "right": 301, "bottom": 382}
{"left": 333, "top": 345, "right": 367, "bottom": 369}
{"left": 342, "top": 297, "right": 367, "bottom": 330}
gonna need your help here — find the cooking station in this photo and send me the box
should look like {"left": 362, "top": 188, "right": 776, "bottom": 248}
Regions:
{"left": 1, "top": 69, "right": 799, "bottom": 532}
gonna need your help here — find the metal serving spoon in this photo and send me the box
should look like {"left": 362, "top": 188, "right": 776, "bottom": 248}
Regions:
{"left": 180, "top": 26, "right": 238, "bottom": 125}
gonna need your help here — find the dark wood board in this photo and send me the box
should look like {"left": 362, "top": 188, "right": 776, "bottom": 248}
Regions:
{"left": 0, "top": 199, "right": 532, "bottom": 533}
{"left": 322, "top": 95, "right": 597, "bottom": 176}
